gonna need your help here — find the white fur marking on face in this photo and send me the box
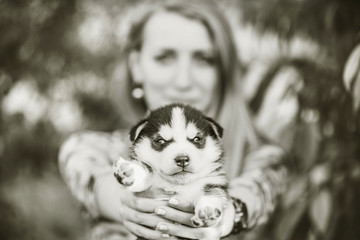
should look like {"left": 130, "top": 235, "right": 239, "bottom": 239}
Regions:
{"left": 171, "top": 107, "right": 187, "bottom": 140}
{"left": 159, "top": 125, "right": 173, "bottom": 141}
{"left": 186, "top": 122, "right": 198, "bottom": 140}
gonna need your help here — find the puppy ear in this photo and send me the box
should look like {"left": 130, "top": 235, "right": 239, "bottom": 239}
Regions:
{"left": 129, "top": 119, "right": 148, "bottom": 142}
{"left": 205, "top": 117, "right": 223, "bottom": 139}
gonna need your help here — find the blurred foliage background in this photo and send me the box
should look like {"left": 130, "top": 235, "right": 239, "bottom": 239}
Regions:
{"left": 0, "top": 0, "right": 359, "bottom": 239}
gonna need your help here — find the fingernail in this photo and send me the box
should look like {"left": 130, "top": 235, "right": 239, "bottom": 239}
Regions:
{"left": 169, "top": 197, "right": 178, "bottom": 206}
{"left": 156, "top": 208, "right": 166, "bottom": 215}
{"left": 162, "top": 233, "right": 170, "bottom": 238}
{"left": 158, "top": 224, "right": 168, "bottom": 231}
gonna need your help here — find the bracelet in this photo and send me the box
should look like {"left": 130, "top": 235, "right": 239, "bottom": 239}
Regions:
{"left": 231, "top": 197, "right": 248, "bottom": 234}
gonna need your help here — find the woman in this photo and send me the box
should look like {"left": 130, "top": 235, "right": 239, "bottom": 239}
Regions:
{"left": 59, "top": 0, "right": 288, "bottom": 239}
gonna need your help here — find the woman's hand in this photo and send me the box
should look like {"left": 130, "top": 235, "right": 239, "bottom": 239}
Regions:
{"left": 96, "top": 174, "right": 235, "bottom": 239}
{"left": 119, "top": 193, "right": 178, "bottom": 240}
{"left": 154, "top": 197, "right": 235, "bottom": 239}
{"left": 96, "top": 174, "right": 172, "bottom": 239}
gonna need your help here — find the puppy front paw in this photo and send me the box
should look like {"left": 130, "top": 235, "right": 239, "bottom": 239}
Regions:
{"left": 191, "top": 206, "right": 222, "bottom": 227}
{"left": 113, "top": 158, "right": 134, "bottom": 186}
{"left": 191, "top": 197, "right": 223, "bottom": 227}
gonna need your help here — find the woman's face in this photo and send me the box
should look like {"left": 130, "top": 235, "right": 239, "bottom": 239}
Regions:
{"left": 130, "top": 12, "right": 220, "bottom": 115}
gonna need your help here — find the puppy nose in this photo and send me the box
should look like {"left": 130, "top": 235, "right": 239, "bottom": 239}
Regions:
{"left": 175, "top": 155, "right": 189, "bottom": 168}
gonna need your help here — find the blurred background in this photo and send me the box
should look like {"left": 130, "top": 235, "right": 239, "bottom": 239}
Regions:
{"left": 0, "top": 0, "right": 359, "bottom": 239}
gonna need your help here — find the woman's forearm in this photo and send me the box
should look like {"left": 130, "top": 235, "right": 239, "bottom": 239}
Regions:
{"left": 230, "top": 145, "right": 288, "bottom": 228}
{"left": 94, "top": 173, "right": 125, "bottom": 222}
{"left": 58, "top": 130, "right": 129, "bottom": 218}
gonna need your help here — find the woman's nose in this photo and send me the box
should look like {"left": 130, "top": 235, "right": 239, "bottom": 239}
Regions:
{"left": 173, "top": 58, "right": 192, "bottom": 90}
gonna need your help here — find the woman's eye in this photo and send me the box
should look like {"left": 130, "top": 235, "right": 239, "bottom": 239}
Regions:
{"left": 193, "top": 53, "right": 214, "bottom": 66}
{"left": 154, "top": 52, "right": 176, "bottom": 65}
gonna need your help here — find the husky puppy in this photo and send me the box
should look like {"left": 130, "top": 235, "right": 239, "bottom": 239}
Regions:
{"left": 113, "top": 103, "right": 229, "bottom": 229}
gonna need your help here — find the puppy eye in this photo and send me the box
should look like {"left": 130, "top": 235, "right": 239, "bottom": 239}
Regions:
{"left": 193, "top": 136, "right": 202, "bottom": 142}
{"left": 156, "top": 138, "right": 166, "bottom": 145}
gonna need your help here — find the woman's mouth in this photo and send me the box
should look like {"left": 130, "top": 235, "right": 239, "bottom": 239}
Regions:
{"left": 166, "top": 96, "right": 197, "bottom": 105}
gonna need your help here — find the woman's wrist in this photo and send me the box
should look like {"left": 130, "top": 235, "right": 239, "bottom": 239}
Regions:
{"left": 94, "top": 172, "right": 124, "bottom": 222}
{"left": 230, "top": 197, "right": 248, "bottom": 235}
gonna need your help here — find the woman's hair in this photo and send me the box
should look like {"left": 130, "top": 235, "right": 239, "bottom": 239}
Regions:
{"left": 110, "top": 0, "right": 260, "bottom": 178}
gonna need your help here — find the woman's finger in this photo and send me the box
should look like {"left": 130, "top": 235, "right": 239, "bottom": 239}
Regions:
{"left": 167, "top": 197, "right": 195, "bottom": 212}
{"left": 154, "top": 205, "right": 195, "bottom": 226}
{"left": 120, "top": 204, "right": 173, "bottom": 228}
{"left": 122, "top": 194, "right": 168, "bottom": 213}
{"left": 156, "top": 222, "right": 221, "bottom": 240}
{"left": 123, "top": 221, "right": 171, "bottom": 240}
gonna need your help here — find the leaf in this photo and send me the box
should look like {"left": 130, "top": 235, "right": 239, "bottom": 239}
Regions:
{"left": 352, "top": 70, "right": 360, "bottom": 112}
{"left": 343, "top": 44, "right": 360, "bottom": 92}
{"left": 254, "top": 66, "right": 304, "bottom": 150}
{"left": 309, "top": 189, "right": 333, "bottom": 234}
{"left": 274, "top": 200, "right": 308, "bottom": 240}
{"left": 293, "top": 122, "right": 321, "bottom": 169}
{"left": 0, "top": 72, "right": 13, "bottom": 97}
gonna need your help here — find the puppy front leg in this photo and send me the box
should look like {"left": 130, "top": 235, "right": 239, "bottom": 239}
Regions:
{"left": 113, "top": 157, "right": 151, "bottom": 193}
{"left": 191, "top": 185, "right": 228, "bottom": 228}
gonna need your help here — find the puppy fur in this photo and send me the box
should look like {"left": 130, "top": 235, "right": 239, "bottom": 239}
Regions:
{"left": 113, "top": 103, "right": 229, "bottom": 235}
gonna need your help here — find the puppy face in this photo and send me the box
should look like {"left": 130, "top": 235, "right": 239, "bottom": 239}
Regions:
{"left": 129, "top": 104, "right": 224, "bottom": 184}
